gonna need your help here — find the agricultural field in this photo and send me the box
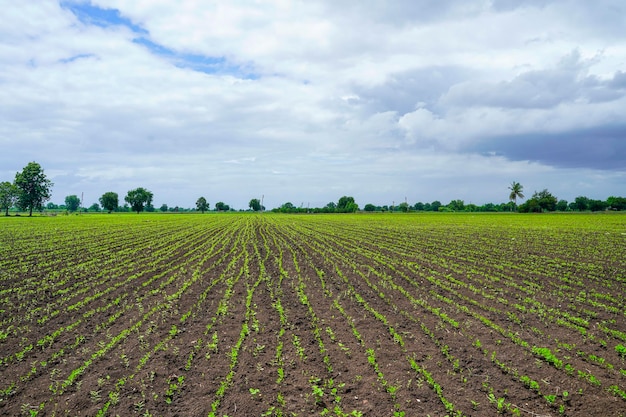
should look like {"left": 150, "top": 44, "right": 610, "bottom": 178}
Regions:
{"left": 1, "top": 212, "right": 625, "bottom": 417}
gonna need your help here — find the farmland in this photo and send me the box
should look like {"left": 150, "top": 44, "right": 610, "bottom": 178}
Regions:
{"left": 1, "top": 213, "right": 625, "bottom": 417}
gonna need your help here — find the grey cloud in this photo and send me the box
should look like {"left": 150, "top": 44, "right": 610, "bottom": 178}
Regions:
{"left": 609, "top": 71, "right": 626, "bottom": 89}
{"left": 469, "top": 125, "right": 626, "bottom": 170}
{"left": 353, "top": 66, "right": 473, "bottom": 114}
{"left": 443, "top": 50, "right": 626, "bottom": 109}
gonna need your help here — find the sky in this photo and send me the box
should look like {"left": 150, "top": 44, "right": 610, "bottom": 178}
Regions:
{"left": 1, "top": 1, "right": 625, "bottom": 210}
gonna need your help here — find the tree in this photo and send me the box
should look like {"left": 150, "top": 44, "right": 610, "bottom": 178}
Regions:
{"left": 447, "top": 200, "right": 464, "bottom": 212}
{"left": 556, "top": 199, "right": 568, "bottom": 211}
{"left": 534, "top": 189, "right": 557, "bottom": 212}
{"left": 398, "top": 202, "right": 410, "bottom": 212}
{"left": 249, "top": 198, "right": 261, "bottom": 212}
{"left": 588, "top": 199, "right": 607, "bottom": 212}
{"left": 364, "top": 203, "right": 376, "bottom": 212}
{"left": 508, "top": 181, "right": 524, "bottom": 211}
{"left": 346, "top": 202, "right": 359, "bottom": 212}
{"left": 607, "top": 196, "right": 626, "bottom": 211}
{"left": 14, "top": 162, "right": 53, "bottom": 216}
{"left": 337, "top": 196, "right": 355, "bottom": 212}
{"left": 99, "top": 192, "right": 119, "bottom": 213}
{"left": 215, "top": 201, "right": 227, "bottom": 211}
{"left": 196, "top": 197, "right": 209, "bottom": 213}
{"left": 65, "top": 195, "right": 81, "bottom": 212}
{"left": 430, "top": 201, "right": 442, "bottom": 212}
{"left": 573, "top": 196, "right": 590, "bottom": 211}
{"left": 0, "top": 181, "right": 19, "bottom": 216}
{"left": 324, "top": 202, "right": 336, "bottom": 213}
{"left": 159, "top": 203, "right": 168, "bottom": 212}
{"left": 519, "top": 189, "right": 557, "bottom": 212}
{"left": 124, "top": 188, "right": 153, "bottom": 214}
{"left": 279, "top": 202, "right": 296, "bottom": 213}
{"left": 88, "top": 203, "right": 101, "bottom": 212}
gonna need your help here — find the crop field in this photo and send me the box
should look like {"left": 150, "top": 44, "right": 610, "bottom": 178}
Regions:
{"left": 1, "top": 213, "right": 625, "bottom": 417}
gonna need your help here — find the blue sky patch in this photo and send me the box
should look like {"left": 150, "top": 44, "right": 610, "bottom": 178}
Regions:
{"left": 133, "top": 37, "right": 259, "bottom": 78}
{"left": 61, "top": 1, "right": 147, "bottom": 34}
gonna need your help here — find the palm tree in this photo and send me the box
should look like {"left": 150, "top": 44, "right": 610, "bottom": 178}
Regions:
{"left": 508, "top": 181, "right": 525, "bottom": 211}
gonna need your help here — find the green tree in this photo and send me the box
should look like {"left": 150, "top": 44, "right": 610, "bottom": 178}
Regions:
{"left": 99, "top": 192, "right": 119, "bottom": 213}
{"left": 14, "top": 162, "right": 53, "bottom": 216}
{"left": 573, "top": 196, "right": 590, "bottom": 211}
{"left": 279, "top": 202, "right": 295, "bottom": 213}
{"left": 88, "top": 203, "right": 100, "bottom": 212}
{"left": 0, "top": 181, "right": 19, "bottom": 216}
{"left": 520, "top": 189, "right": 557, "bottom": 212}
{"left": 124, "top": 188, "right": 153, "bottom": 214}
{"left": 556, "top": 199, "right": 568, "bottom": 211}
{"left": 159, "top": 203, "right": 168, "bottom": 212}
{"left": 249, "top": 198, "right": 261, "bottom": 211}
{"left": 607, "top": 196, "right": 626, "bottom": 211}
{"left": 215, "top": 201, "right": 227, "bottom": 211}
{"left": 364, "top": 203, "right": 376, "bottom": 212}
{"left": 196, "top": 197, "right": 209, "bottom": 213}
{"left": 447, "top": 200, "right": 464, "bottom": 212}
{"left": 588, "top": 199, "right": 607, "bottom": 212}
{"left": 65, "top": 195, "right": 81, "bottom": 212}
{"left": 430, "top": 201, "right": 442, "bottom": 212}
{"left": 346, "top": 202, "right": 359, "bottom": 212}
{"left": 337, "top": 196, "right": 356, "bottom": 212}
{"left": 534, "top": 189, "right": 557, "bottom": 212}
{"left": 324, "top": 202, "right": 336, "bottom": 213}
{"left": 508, "top": 181, "right": 525, "bottom": 210}
{"left": 398, "top": 202, "right": 410, "bottom": 212}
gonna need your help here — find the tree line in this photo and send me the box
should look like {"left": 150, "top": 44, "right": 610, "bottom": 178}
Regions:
{"left": 2, "top": 163, "right": 625, "bottom": 216}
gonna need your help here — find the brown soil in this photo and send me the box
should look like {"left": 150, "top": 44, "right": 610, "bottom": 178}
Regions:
{"left": 1, "top": 214, "right": 625, "bottom": 417}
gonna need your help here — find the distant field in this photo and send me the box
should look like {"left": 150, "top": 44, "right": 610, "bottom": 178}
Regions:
{"left": 1, "top": 213, "right": 625, "bottom": 416}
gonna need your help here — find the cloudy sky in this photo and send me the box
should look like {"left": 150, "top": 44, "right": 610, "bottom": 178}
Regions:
{"left": 2, "top": 1, "right": 625, "bottom": 209}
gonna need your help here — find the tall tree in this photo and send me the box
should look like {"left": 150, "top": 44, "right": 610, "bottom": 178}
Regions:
{"left": 249, "top": 198, "right": 261, "bottom": 211}
{"left": 337, "top": 196, "right": 355, "bottom": 212}
{"left": 14, "top": 162, "right": 53, "bottom": 216}
{"left": 0, "top": 181, "right": 18, "bottom": 216}
{"left": 99, "top": 192, "right": 119, "bottom": 213}
{"left": 508, "top": 181, "right": 525, "bottom": 211}
{"left": 125, "top": 188, "right": 153, "bottom": 214}
{"left": 196, "top": 197, "right": 209, "bottom": 213}
{"left": 65, "top": 195, "right": 81, "bottom": 212}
